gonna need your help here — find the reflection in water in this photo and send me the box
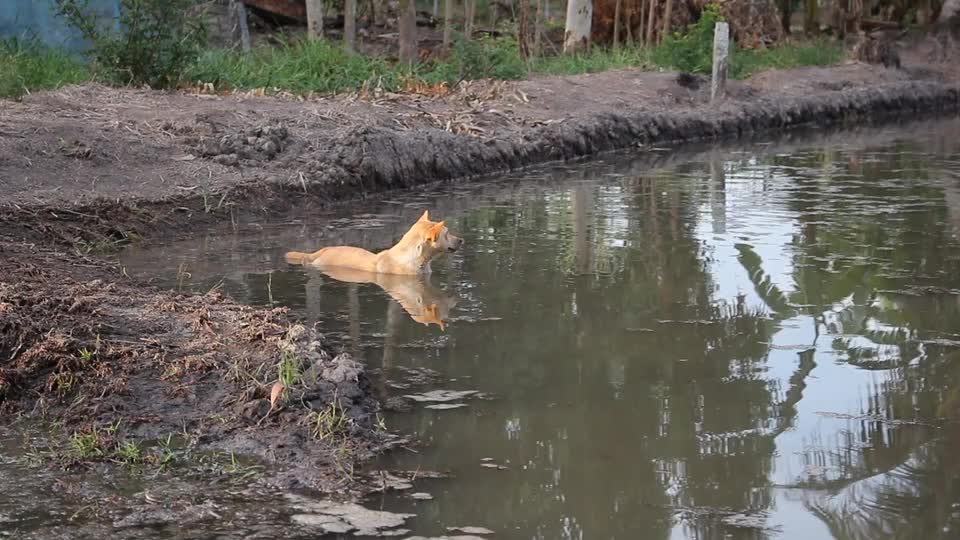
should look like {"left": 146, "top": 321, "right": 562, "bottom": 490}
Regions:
{"left": 119, "top": 117, "right": 960, "bottom": 539}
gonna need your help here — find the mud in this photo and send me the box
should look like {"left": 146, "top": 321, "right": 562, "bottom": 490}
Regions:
{"left": 1, "top": 34, "right": 959, "bottom": 499}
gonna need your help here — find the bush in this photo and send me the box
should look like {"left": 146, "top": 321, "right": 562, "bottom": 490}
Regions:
{"left": 652, "top": 4, "right": 723, "bottom": 75}
{"left": 0, "top": 39, "right": 90, "bottom": 99}
{"left": 55, "top": 0, "right": 206, "bottom": 88}
{"left": 652, "top": 3, "right": 843, "bottom": 79}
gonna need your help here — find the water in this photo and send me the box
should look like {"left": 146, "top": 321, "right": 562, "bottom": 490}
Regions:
{"left": 105, "top": 117, "right": 960, "bottom": 538}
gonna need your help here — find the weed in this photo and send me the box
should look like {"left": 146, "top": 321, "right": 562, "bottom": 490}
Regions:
{"left": 69, "top": 429, "right": 106, "bottom": 459}
{"left": 309, "top": 396, "right": 349, "bottom": 441}
{"left": 55, "top": 0, "right": 206, "bottom": 88}
{"left": 375, "top": 413, "right": 387, "bottom": 432}
{"left": 277, "top": 349, "right": 301, "bottom": 388}
{"left": 114, "top": 440, "right": 143, "bottom": 464}
{"left": 223, "top": 451, "right": 263, "bottom": 480}
{"left": 0, "top": 39, "right": 90, "bottom": 100}
{"left": 50, "top": 372, "right": 79, "bottom": 397}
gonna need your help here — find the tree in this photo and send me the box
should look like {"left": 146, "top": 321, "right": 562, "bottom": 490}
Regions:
{"left": 398, "top": 0, "right": 418, "bottom": 66}
{"left": 940, "top": 0, "right": 960, "bottom": 23}
{"left": 306, "top": 0, "right": 324, "bottom": 39}
{"left": 344, "top": 0, "right": 357, "bottom": 51}
{"left": 564, "top": 0, "right": 593, "bottom": 52}
{"left": 443, "top": 0, "right": 454, "bottom": 47}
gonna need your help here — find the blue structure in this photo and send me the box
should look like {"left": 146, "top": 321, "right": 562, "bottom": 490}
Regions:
{"left": 0, "top": 0, "right": 120, "bottom": 51}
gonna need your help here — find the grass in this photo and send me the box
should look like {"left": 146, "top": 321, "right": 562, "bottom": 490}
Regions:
{"left": 0, "top": 39, "right": 89, "bottom": 99}
{"left": 2, "top": 30, "right": 842, "bottom": 101}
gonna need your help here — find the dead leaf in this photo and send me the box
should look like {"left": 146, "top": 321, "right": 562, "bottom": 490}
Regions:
{"left": 270, "top": 381, "right": 284, "bottom": 409}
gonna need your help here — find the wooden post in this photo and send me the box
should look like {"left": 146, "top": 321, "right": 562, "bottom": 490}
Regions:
{"left": 344, "top": 0, "right": 357, "bottom": 50}
{"left": 306, "top": 0, "right": 324, "bottom": 39}
{"left": 711, "top": 21, "right": 729, "bottom": 102}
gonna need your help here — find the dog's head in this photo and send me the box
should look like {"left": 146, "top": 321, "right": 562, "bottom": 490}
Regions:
{"left": 414, "top": 210, "right": 464, "bottom": 257}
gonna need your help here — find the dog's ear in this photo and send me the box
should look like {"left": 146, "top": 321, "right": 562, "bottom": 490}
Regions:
{"left": 424, "top": 221, "right": 445, "bottom": 242}
{"left": 418, "top": 210, "right": 430, "bottom": 222}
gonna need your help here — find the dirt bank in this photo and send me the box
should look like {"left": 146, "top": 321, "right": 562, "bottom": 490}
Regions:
{"left": 1, "top": 35, "right": 959, "bottom": 495}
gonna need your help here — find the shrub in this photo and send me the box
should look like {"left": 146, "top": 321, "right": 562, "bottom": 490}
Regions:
{"left": 652, "top": 3, "right": 723, "bottom": 75}
{"left": 55, "top": 0, "right": 206, "bottom": 88}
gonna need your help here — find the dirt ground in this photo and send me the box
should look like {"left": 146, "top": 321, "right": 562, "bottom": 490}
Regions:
{"left": 1, "top": 31, "right": 959, "bottom": 496}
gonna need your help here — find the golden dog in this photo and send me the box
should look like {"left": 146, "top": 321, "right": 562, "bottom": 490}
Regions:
{"left": 284, "top": 210, "right": 463, "bottom": 275}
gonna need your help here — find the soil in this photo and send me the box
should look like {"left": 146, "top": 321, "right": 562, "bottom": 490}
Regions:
{"left": 1, "top": 31, "right": 959, "bottom": 499}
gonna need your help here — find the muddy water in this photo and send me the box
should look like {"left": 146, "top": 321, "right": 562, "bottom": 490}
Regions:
{"left": 115, "top": 118, "right": 960, "bottom": 539}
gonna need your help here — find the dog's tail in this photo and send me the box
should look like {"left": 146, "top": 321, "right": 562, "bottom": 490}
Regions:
{"left": 284, "top": 250, "right": 315, "bottom": 265}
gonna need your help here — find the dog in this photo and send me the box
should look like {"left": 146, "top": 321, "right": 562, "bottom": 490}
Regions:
{"left": 310, "top": 265, "right": 458, "bottom": 330}
{"left": 284, "top": 210, "right": 463, "bottom": 275}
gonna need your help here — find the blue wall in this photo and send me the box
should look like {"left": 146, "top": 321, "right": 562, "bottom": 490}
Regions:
{"left": 0, "top": 0, "right": 120, "bottom": 51}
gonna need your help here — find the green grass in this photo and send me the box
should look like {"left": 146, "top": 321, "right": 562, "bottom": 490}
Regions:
{"left": 0, "top": 39, "right": 90, "bottom": 99}
{"left": 532, "top": 46, "right": 653, "bottom": 76}
{"left": 3, "top": 27, "right": 841, "bottom": 101}
{"left": 186, "top": 39, "right": 404, "bottom": 94}
{"left": 730, "top": 39, "right": 843, "bottom": 79}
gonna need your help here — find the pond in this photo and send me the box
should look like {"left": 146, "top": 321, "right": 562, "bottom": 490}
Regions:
{"left": 116, "top": 116, "right": 960, "bottom": 538}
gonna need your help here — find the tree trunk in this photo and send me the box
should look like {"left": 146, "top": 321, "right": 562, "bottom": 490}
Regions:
{"left": 443, "top": 0, "right": 453, "bottom": 47}
{"left": 779, "top": 0, "right": 791, "bottom": 34}
{"left": 306, "top": 0, "right": 324, "bottom": 39}
{"left": 638, "top": 0, "right": 646, "bottom": 45}
{"left": 534, "top": 0, "right": 543, "bottom": 55}
{"left": 399, "top": 0, "right": 418, "bottom": 65}
{"left": 519, "top": 0, "right": 531, "bottom": 58}
{"left": 344, "top": 0, "right": 357, "bottom": 51}
{"left": 645, "top": 0, "right": 656, "bottom": 44}
{"left": 804, "top": 0, "right": 817, "bottom": 34}
{"left": 465, "top": 0, "right": 477, "bottom": 41}
{"left": 940, "top": 0, "right": 960, "bottom": 23}
{"left": 563, "top": 0, "right": 592, "bottom": 53}
{"left": 230, "top": 0, "right": 251, "bottom": 51}
{"left": 613, "top": 0, "right": 622, "bottom": 48}
{"left": 433, "top": 0, "right": 439, "bottom": 17}
{"left": 660, "top": 0, "right": 673, "bottom": 43}
{"left": 372, "top": 0, "right": 385, "bottom": 26}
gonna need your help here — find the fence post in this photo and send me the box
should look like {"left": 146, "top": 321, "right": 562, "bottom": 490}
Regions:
{"left": 711, "top": 22, "right": 730, "bottom": 102}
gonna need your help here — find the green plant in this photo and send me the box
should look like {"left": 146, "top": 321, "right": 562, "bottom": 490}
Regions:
{"left": 420, "top": 35, "right": 528, "bottom": 85}
{"left": 115, "top": 440, "right": 143, "bottom": 464}
{"left": 309, "top": 397, "right": 349, "bottom": 441}
{"left": 55, "top": 0, "right": 206, "bottom": 88}
{"left": 652, "top": 3, "right": 724, "bottom": 74}
{"left": 0, "top": 38, "right": 89, "bottom": 100}
{"left": 69, "top": 429, "right": 105, "bottom": 459}
{"left": 277, "top": 349, "right": 301, "bottom": 388}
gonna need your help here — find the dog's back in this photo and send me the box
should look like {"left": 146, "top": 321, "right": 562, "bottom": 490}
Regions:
{"left": 285, "top": 246, "right": 378, "bottom": 270}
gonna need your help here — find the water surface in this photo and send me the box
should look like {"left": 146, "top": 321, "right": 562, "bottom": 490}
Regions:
{"left": 118, "top": 118, "right": 960, "bottom": 539}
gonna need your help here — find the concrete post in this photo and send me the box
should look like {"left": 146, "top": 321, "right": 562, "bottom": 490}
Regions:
{"left": 711, "top": 22, "right": 730, "bottom": 102}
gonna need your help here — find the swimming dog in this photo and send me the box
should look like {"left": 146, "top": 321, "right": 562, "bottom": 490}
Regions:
{"left": 284, "top": 210, "right": 463, "bottom": 275}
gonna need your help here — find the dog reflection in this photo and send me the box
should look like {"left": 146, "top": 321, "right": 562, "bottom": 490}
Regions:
{"left": 314, "top": 266, "right": 458, "bottom": 330}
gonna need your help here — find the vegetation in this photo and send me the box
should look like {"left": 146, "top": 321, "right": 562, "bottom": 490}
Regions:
{"left": 0, "top": 39, "right": 88, "bottom": 99}
{"left": 54, "top": 0, "right": 206, "bottom": 88}
{"left": 653, "top": 4, "right": 842, "bottom": 79}
{"left": 0, "top": 0, "right": 859, "bottom": 99}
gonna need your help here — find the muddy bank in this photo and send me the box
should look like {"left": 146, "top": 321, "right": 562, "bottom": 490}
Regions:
{"left": 0, "top": 237, "right": 404, "bottom": 494}
{"left": 1, "top": 53, "right": 958, "bottom": 247}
